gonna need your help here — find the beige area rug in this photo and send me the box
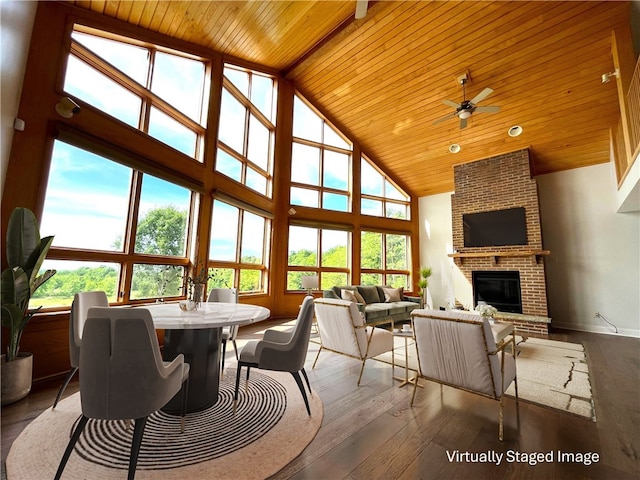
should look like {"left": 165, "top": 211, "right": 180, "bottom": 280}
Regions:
{"left": 6, "top": 369, "right": 323, "bottom": 480}
{"left": 374, "top": 335, "right": 596, "bottom": 421}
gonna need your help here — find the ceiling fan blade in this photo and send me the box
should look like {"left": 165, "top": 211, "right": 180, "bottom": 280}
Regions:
{"left": 355, "top": 0, "right": 368, "bottom": 19}
{"left": 469, "top": 87, "right": 493, "bottom": 105}
{"left": 442, "top": 99, "right": 460, "bottom": 108}
{"left": 475, "top": 105, "right": 500, "bottom": 113}
{"left": 460, "top": 117, "right": 468, "bottom": 129}
{"left": 433, "top": 112, "right": 457, "bottom": 125}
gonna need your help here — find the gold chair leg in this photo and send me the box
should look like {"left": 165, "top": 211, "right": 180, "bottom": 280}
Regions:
{"left": 356, "top": 359, "right": 367, "bottom": 386}
{"left": 410, "top": 376, "right": 419, "bottom": 406}
{"left": 312, "top": 346, "right": 322, "bottom": 369}
{"left": 499, "top": 397, "right": 504, "bottom": 441}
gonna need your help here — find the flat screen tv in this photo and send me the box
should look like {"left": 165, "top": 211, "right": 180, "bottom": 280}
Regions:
{"left": 463, "top": 207, "right": 527, "bottom": 247}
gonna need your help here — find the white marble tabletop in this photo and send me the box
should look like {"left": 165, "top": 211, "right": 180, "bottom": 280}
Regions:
{"left": 139, "top": 302, "right": 270, "bottom": 330}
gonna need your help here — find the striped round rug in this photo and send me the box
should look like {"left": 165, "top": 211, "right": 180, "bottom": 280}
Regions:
{"left": 6, "top": 369, "right": 323, "bottom": 479}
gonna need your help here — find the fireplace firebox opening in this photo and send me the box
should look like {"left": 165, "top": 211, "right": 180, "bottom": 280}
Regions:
{"left": 472, "top": 271, "right": 522, "bottom": 314}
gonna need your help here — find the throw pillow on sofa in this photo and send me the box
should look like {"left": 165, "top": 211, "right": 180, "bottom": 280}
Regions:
{"left": 341, "top": 289, "right": 366, "bottom": 304}
{"left": 382, "top": 286, "right": 403, "bottom": 302}
{"left": 357, "top": 285, "right": 381, "bottom": 304}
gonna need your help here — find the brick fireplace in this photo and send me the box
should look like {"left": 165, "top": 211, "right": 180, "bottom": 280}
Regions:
{"left": 450, "top": 149, "right": 549, "bottom": 333}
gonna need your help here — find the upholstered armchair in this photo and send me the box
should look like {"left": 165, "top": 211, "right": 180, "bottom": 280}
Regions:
{"left": 410, "top": 309, "right": 519, "bottom": 441}
{"left": 234, "top": 296, "right": 315, "bottom": 415}
{"left": 313, "top": 298, "right": 394, "bottom": 386}
{"left": 54, "top": 307, "right": 189, "bottom": 480}
{"left": 52, "top": 291, "right": 109, "bottom": 410}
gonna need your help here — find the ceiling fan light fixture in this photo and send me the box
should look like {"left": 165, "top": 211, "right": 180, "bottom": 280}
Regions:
{"left": 458, "top": 110, "right": 472, "bottom": 119}
{"left": 449, "top": 144, "right": 461, "bottom": 154}
{"left": 508, "top": 125, "right": 523, "bottom": 137}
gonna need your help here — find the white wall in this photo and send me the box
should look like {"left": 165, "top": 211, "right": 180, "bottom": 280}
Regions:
{"left": 419, "top": 163, "right": 640, "bottom": 337}
{"left": 0, "top": 0, "right": 37, "bottom": 192}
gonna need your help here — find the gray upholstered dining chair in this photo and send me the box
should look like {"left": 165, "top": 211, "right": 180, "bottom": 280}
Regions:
{"left": 233, "top": 296, "right": 315, "bottom": 415}
{"left": 54, "top": 307, "right": 190, "bottom": 480}
{"left": 207, "top": 287, "right": 239, "bottom": 377}
{"left": 313, "top": 298, "right": 395, "bottom": 386}
{"left": 52, "top": 291, "right": 109, "bottom": 410}
{"left": 410, "top": 309, "right": 519, "bottom": 441}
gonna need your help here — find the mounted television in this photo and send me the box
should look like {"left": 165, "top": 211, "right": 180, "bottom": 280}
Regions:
{"left": 463, "top": 207, "right": 527, "bottom": 247}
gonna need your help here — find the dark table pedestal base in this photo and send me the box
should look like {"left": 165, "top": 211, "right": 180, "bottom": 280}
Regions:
{"left": 162, "top": 327, "right": 221, "bottom": 414}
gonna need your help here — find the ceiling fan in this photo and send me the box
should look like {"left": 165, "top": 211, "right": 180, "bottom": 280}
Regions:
{"left": 433, "top": 74, "right": 500, "bottom": 129}
{"left": 355, "top": 0, "right": 368, "bottom": 19}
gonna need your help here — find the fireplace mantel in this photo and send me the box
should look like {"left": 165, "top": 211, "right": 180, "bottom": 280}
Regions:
{"left": 448, "top": 249, "right": 550, "bottom": 266}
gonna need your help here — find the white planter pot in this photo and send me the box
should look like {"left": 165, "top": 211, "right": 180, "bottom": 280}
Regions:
{"left": 1, "top": 353, "right": 33, "bottom": 405}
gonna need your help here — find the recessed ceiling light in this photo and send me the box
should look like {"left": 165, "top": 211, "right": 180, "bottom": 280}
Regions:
{"left": 508, "top": 125, "right": 523, "bottom": 137}
{"left": 449, "top": 144, "right": 461, "bottom": 153}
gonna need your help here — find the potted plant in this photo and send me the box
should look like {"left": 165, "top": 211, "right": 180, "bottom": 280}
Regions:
{"left": 1, "top": 207, "right": 56, "bottom": 405}
{"left": 185, "top": 258, "right": 212, "bottom": 308}
{"left": 417, "top": 266, "right": 433, "bottom": 309}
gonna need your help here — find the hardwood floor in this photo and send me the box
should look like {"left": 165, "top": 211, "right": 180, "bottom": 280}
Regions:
{"left": 2, "top": 323, "right": 639, "bottom": 479}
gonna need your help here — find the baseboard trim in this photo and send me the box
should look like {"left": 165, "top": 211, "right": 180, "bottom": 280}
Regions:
{"left": 551, "top": 321, "right": 640, "bottom": 338}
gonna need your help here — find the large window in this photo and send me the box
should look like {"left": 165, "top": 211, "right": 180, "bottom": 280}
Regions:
{"left": 360, "top": 231, "right": 410, "bottom": 288}
{"left": 216, "top": 65, "right": 276, "bottom": 197}
{"left": 64, "top": 26, "right": 208, "bottom": 161}
{"left": 361, "top": 156, "right": 410, "bottom": 219}
{"left": 208, "top": 199, "right": 270, "bottom": 294}
{"left": 290, "top": 95, "right": 352, "bottom": 212}
{"left": 287, "top": 225, "right": 350, "bottom": 291}
{"left": 35, "top": 140, "right": 194, "bottom": 307}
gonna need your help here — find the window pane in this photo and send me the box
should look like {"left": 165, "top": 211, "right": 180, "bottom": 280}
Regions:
{"left": 361, "top": 158, "right": 384, "bottom": 195}
{"left": 288, "top": 226, "right": 317, "bottom": 266}
{"left": 210, "top": 201, "right": 239, "bottom": 261}
{"left": 219, "top": 89, "right": 246, "bottom": 153}
{"left": 130, "top": 264, "right": 184, "bottom": 299}
{"left": 321, "top": 230, "right": 348, "bottom": 268}
{"left": 323, "top": 150, "right": 349, "bottom": 190}
{"left": 152, "top": 52, "right": 205, "bottom": 123}
{"left": 41, "top": 141, "right": 131, "bottom": 251}
{"left": 323, "top": 123, "right": 350, "bottom": 149}
{"left": 386, "top": 202, "right": 408, "bottom": 220}
{"left": 320, "top": 272, "right": 348, "bottom": 290}
{"left": 251, "top": 73, "right": 274, "bottom": 121}
{"left": 386, "top": 234, "right": 407, "bottom": 269}
{"left": 247, "top": 114, "right": 270, "bottom": 170}
{"left": 241, "top": 212, "right": 264, "bottom": 264}
{"left": 322, "top": 192, "right": 348, "bottom": 212}
{"left": 387, "top": 274, "right": 409, "bottom": 289}
{"left": 239, "top": 269, "right": 262, "bottom": 293}
{"left": 291, "top": 143, "right": 320, "bottom": 185}
{"left": 385, "top": 180, "right": 407, "bottom": 201}
{"left": 293, "top": 96, "right": 322, "bottom": 142}
{"left": 290, "top": 187, "right": 319, "bottom": 208}
{"left": 287, "top": 270, "right": 315, "bottom": 290}
{"left": 224, "top": 67, "right": 249, "bottom": 97}
{"left": 72, "top": 31, "right": 149, "bottom": 85}
{"left": 246, "top": 167, "right": 267, "bottom": 195}
{"left": 31, "top": 260, "right": 120, "bottom": 308}
{"left": 208, "top": 268, "right": 234, "bottom": 289}
{"left": 361, "top": 198, "right": 382, "bottom": 216}
{"left": 361, "top": 273, "right": 382, "bottom": 285}
{"left": 216, "top": 149, "right": 242, "bottom": 181}
{"left": 64, "top": 56, "right": 141, "bottom": 128}
{"left": 135, "top": 175, "right": 190, "bottom": 256}
{"left": 148, "top": 106, "right": 197, "bottom": 158}
{"left": 361, "top": 231, "right": 382, "bottom": 269}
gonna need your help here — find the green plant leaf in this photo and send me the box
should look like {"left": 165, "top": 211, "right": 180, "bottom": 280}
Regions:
{"left": 1, "top": 267, "right": 30, "bottom": 309}
{"left": 6, "top": 208, "right": 41, "bottom": 269}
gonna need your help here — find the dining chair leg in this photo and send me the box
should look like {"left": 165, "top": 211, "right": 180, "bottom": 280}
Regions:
{"left": 244, "top": 365, "right": 251, "bottom": 393}
{"left": 180, "top": 377, "right": 189, "bottom": 433}
{"left": 55, "top": 414, "right": 90, "bottom": 480}
{"left": 233, "top": 364, "right": 243, "bottom": 414}
{"left": 232, "top": 339, "right": 239, "bottom": 360}
{"left": 301, "top": 368, "right": 312, "bottom": 395}
{"left": 221, "top": 339, "right": 227, "bottom": 379}
{"left": 128, "top": 417, "right": 148, "bottom": 480}
{"left": 52, "top": 367, "right": 78, "bottom": 410}
{"left": 290, "top": 371, "right": 311, "bottom": 416}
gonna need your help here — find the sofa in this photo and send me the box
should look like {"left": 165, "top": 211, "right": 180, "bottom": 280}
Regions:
{"left": 323, "top": 285, "right": 420, "bottom": 325}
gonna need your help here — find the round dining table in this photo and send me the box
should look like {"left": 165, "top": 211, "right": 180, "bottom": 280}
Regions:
{"left": 141, "top": 302, "right": 270, "bottom": 414}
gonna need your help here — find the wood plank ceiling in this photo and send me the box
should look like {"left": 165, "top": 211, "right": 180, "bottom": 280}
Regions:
{"left": 68, "top": 1, "right": 631, "bottom": 197}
